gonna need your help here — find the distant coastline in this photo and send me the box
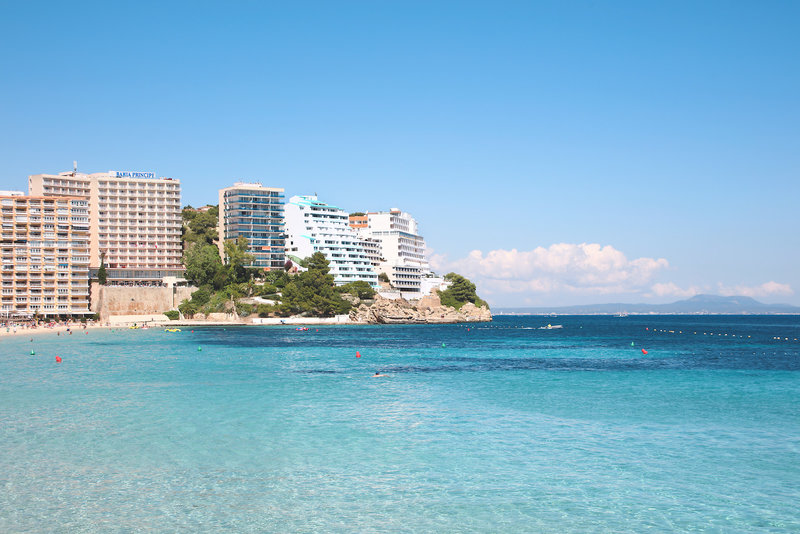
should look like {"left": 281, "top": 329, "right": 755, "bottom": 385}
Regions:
{"left": 495, "top": 295, "right": 800, "bottom": 316}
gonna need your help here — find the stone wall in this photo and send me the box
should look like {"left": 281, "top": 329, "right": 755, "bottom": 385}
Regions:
{"left": 91, "top": 283, "right": 195, "bottom": 320}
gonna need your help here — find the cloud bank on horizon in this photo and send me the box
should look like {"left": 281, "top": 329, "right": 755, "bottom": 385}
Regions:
{"left": 430, "top": 243, "right": 794, "bottom": 307}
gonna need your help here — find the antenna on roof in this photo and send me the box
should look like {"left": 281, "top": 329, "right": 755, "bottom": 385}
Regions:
{"left": 73, "top": 160, "right": 78, "bottom": 173}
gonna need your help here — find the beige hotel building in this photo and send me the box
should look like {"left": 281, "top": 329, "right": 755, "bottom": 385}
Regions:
{"left": 29, "top": 170, "right": 184, "bottom": 283}
{"left": 1, "top": 194, "right": 92, "bottom": 318}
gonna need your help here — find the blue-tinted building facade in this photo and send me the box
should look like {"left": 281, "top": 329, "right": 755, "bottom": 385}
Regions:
{"left": 218, "top": 183, "right": 285, "bottom": 271}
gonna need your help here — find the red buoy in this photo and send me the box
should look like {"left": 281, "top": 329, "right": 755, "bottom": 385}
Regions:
{"left": 356, "top": 351, "right": 361, "bottom": 358}
{"left": 55, "top": 356, "right": 62, "bottom": 363}
{"left": 641, "top": 349, "right": 648, "bottom": 355}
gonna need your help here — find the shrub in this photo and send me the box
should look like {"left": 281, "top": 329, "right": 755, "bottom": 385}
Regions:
{"left": 164, "top": 310, "right": 180, "bottom": 320}
{"left": 337, "top": 280, "right": 376, "bottom": 299}
{"left": 178, "top": 299, "right": 198, "bottom": 318}
{"left": 256, "top": 303, "right": 274, "bottom": 317}
{"left": 257, "top": 283, "right": 279, "bottom": 297}
{"left": 191, "top": 286, "right": 212, "bottom": 306}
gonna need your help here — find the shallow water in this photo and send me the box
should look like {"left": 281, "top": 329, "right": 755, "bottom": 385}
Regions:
{"left": 1, "top": 316, "right": 799, "bottom": 532}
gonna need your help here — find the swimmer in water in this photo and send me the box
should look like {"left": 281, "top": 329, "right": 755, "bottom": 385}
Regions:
{"left": 372, "top": 372, "right": 388, "bottom": 378}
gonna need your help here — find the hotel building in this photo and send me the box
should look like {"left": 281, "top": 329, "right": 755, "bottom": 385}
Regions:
{"left": 1, "top": 195, "right": 92, "bottom": 318}
{"left": 352, "top": 209, "right": 430, "bottom": 294}
{"left": 285, "top": 195, "right": 377, "bottom": 287}
{"left": 28, "top": 170, "right": 184, "bottom": 282}
{"left": 218, "top": 183, "right": 286, "bottom": 271}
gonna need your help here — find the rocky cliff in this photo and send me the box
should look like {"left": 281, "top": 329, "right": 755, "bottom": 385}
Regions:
{"left": 349, "top": 293, "right": 492, "bottom": 324}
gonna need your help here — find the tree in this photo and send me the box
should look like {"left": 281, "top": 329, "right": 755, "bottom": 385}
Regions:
{"left": 223, "top": 236, "right": 255, "bottom": 284}
{"left": 178, "top": 298, "right": 198, "bottom": 318}
{"left": 378, "top": 272, "right": 390, "bottom": 283}
{"left": 439, "top": 273, "right": 488, "bottom": 310}
{"left": 182, "top": 205, "right": 219, "bottom": 246}
{"left": 184, "top": 243, "right": 225, "bottom": 288}
{"left": 279, "top": 252, "right": 351, "bottom": 317}
{"left": 337, "top": 280, "right": 376, "bottom": 299}
{"left": 306, "top": 252, "right": 330, "bottom": 274}
{"left": 97, "top": 252, "right": 108, "bottom": 285}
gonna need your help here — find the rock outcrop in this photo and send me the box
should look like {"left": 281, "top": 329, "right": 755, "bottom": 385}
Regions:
{"left": 349, "top": 293, "right": 492, "bottom": 324}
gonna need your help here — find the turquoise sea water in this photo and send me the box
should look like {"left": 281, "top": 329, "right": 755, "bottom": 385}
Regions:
{"left": 1, "top": 315, "right": 799, "bottom": 533}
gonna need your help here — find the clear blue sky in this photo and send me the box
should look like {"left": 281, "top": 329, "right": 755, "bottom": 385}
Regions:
{"left": 2, "top": 1, "right": 798, "bottom": 307}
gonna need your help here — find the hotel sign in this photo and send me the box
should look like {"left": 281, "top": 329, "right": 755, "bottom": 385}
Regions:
{"left": 114, "top": 171, "right": 156, "bottom": 179}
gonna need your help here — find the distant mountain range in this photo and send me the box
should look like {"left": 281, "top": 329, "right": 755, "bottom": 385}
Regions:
{"left": 496, "top": 294, "right": 800, "bottom": 315}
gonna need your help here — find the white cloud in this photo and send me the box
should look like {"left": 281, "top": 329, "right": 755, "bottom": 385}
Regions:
{"left": 718, "top": 281, "right": 794, "bottom": 298}
{"left": 426, "top": 247, "right": 449, "bottom": 273}
{"left": 647, "top": 282, "right": 702, "bottom": 298}
{"left": 445, "top": 243, "right": 669, "bottom": 295}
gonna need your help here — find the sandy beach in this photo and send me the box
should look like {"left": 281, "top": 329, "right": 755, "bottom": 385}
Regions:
{"left": 0, "top": 315, "right": 361, "bottom": 340}
{"left": 0, "top": 322, "right": 111, "bottom": 340}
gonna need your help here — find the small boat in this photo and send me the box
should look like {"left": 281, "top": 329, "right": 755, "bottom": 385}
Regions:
{"left": 540, "top": 324, "right": 563, "bottom": 330}
{"left": 165, "top": 328, "right": 182, "bottom": 333}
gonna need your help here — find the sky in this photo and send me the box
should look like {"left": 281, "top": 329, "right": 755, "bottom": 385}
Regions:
{"left": 1, "top": 1, "right": 798, "bottom": 308}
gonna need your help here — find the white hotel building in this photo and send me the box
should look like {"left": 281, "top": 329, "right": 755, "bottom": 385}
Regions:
{"left": 353, "top": 209, "right": 432, "bottom": 294}
{"left": 29, "top": 170, "right": 184, "bottom": 283}
{"left": 284, "top": 195, "right": 377, "bottom": 287}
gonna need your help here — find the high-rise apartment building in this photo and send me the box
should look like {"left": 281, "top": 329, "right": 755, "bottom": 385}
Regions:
{"left": 352, "top": 209, "right": 430, "bottom": 293}
{"left": 29, "top": 170, "right": 183, "bottom": 282}
{"left": 1, "top": 195, "right": 91, "bottom": 318}
{"left": 218, "top": 183, "right": 286, "bottom": 271}
{"left": 285, "top": 195, "right": 377, "bottom": 287}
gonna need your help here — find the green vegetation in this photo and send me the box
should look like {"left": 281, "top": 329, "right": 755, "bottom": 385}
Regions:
{"left": 182, "top": 205, "right": 219, "bottom": 246}
{"left": 438, "top": 273, "right": 488, "bottom": 310}
{"left": 164, "top": 310, "right": 180, "bottom": 320}
{"left": 378, "top": 272, "right": 390, "bottom": 283}
{"left": 223, "top": 236, "right": 256, "bottom": 284}
{"left": 278, "top": 252, "right": 351, "bottom": 317}
{"left": 184, "top": 243, "right": 226, "bottom": 289}
{"left": 350, "top": 212, "right": 365, "bottom": 217}
{"left": 263, "top": 270, "right": 290, "bottom": 288}
{"left": 180, "top": 226, "right": 260, "bottom": 317}
{"left": 97, "top": 252, "right": 108, "bottom": 285}
{"left": 336, "top": 280, "right": 376, "bottom": 300}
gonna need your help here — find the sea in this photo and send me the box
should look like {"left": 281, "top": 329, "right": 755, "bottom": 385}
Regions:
{"left": 1, "top": 315, "right": 799, "bottom": 533}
